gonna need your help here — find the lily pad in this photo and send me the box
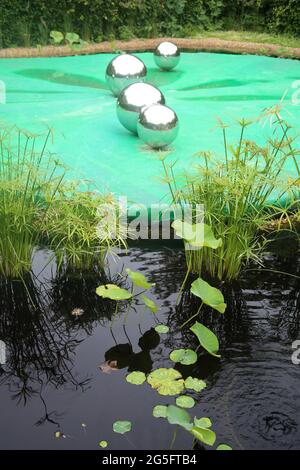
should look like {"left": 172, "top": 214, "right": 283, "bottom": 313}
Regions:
{"left": 126, "top": 371, "right": 146, "bottom": 385}
{"left": 170, "top": 349, "right": 197, "bottom": 365}
{"left": 176, "top": 396, "right": 195, "bottom": 409}
{"left": 194, "top": 417, "right": 212, "bottom": 428}
{"left": 153, "top": 405, "right": 168, "bottom": 418}
{"left": 184, "top": 376, "right": 207, "bottom": 392}
{"left": 126, "top": 268, "right": 154, "bottom": 289}
{"left": 166, "top": 405, "right": 192, "bottom": 430}
{"left": 99, "top": 440, "right": 108, "bottom": 448}
{"left": 191, "top": 426, "right": 216, "bottom": 446}
{"left": 154, "top": 324, "right": 169, "bottom": 334}
{"left": 141, "top": 294, "right": 158, "bottom": 313}
{"left": 190, "top": 322, "right": 220, "bottom": 357}
{"left": 172, "top": 220, "right": 222, "bottom": 249}
{"left": 96, "top": 284, "right": 132, "bottom": 301}
{"left": 113, "top": 420, "right": 132, "bottom": 434}
{"left": 217, "top": 444, "right": 232, "bottom": 450}
{"left": 190, "top": 278, "right": 226, "bottom": 314}
{"left": 147, "top": 368, "right": 185, "bottom": 396}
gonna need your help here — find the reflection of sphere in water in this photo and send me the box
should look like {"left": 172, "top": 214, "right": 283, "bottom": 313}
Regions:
{"left": 154, "top": 41, "right": 180, "bottom": 71}
{"left": 137, "top": 104, "right": 179, "bottom": 149}
{"left": 105, "top": 54, "right": 147, "bottom": 97}
{"left": 116, "top": 83, "right": 165, "bottom": 134}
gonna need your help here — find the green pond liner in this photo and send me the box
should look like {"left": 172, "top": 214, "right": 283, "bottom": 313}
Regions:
{"left": 0, "top": 52, "right": 300, "bottom": 207}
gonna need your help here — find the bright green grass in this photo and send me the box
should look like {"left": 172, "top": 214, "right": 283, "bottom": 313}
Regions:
{"left": 196, "top": 30, "right": 300, "bottom": 49}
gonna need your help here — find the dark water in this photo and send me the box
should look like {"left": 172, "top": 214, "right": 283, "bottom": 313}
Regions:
{"left": 0, "top": 241, "right": 300, "bottom": 450}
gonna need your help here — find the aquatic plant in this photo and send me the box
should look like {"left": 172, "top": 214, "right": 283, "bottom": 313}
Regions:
{"left": 163, "top": 115, "right": 297, "bottom": 280}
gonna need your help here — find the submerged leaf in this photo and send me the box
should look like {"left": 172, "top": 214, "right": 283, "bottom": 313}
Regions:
{"left": 141, "top": 294, "right": 158, "bottom": 313}
{"left": 126, "top": 371, "right": 146, "bottom": 385}
{"left": 170, "top": 349, "right": 197, "bottom": 365}
{"left": 113, "top": 420, "right": 132, "bottom": 434}
{"left": 147, "top": 368, "right": 185, "bottom": 396}
{"left": 184, "top": 376, "right": 206, "bottom": 392}
{"left": 153, "top": 405, "right": 168, "bottom": 418}
{"left": 191, "top": 426, "right": 216, "bottom": 446}
{"left": 172, "top": 220, "right": 222, "bottom": 249}
{"left": 190, "top": 322, "right": 220, "bottom": 357}
{"left": 96, "top": 284, "right": 132, "bottom": 301}
{"left": 155, "top": 324, "right": 169, "bottom": 334}
{"left": 190, "top": 278, "right": 226, "bottom": 314}
{"left": 126, "top": 268, "right": 154, "bottom": 289}
{"left": 176, "top": 396, "right": 195, "bottom": 409}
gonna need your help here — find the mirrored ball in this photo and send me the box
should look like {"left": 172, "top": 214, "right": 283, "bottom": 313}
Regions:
{"left": 137, "top": 104, "right": 179, "bottom": 149}
{"left": 154, "top": 41, "right": 180, "bottom": 71}
{"left": 106, "top": 54, "right": 147, "bottom": 97}
{"left": 116, "top": 83, "right": 165, "bottom": 134}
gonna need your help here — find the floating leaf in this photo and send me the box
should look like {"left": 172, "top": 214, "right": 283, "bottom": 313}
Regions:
{"left": 96, "top": 284, "right": 132, "bottom": 301}
{"left": 155, "top": 324, "right": 169, "bottom": 334}
{"left": 176, "top": 396, "right": 195, "bottom": 409}
{"left": 217, "top": 444, "right": 232, "bottom": 450}
{"left": 141, "top": 294, "right": 158, "bottom": 313}
{"left": 191, "top": 426, "right": 216, "bottom": 446}
{"left": 147, "top": 368, "right": 185, "bottom": 396}
{"left": 170, "top": 349, "right": 197, "bottom": 365}
{"left": 126, "top": 371, "right": 146, "bottom": 385}
{"left": 194, "top": 417, "right": 212, "bottom": 428}
{"left": 190, "top": 278, "right": 226, "bottom": 314}
{"left": 190, "top": 322, "right": 220, "bottom": 357}
{"left": 126, "top": 268, "right": 154, "bottom": 289}
{"left": 99, "top": 440, "right": 108, "bottom": 448}
{"left": 50, "top": 30, "right": 64, "bottom": 44}
{"left": 153, "top": 405, "right": 168, "bottom": 418}
{"left": 172, "top": 220, "right": 222, "bottom": 249}
{"left": 166, "top": 405, "right": 192, "bottom": 430}
{"left": 184, "top": 376, "right": 207, "bottom": 392}
{"left": 113, "top": 420, "right": 132, "bottom": 434}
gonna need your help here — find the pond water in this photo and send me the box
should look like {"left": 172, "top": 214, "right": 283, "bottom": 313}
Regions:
{"left": 0, "top": 240, "right": 300, "bottom": 450}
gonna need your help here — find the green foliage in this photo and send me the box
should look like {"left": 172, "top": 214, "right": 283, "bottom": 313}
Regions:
{"left": 147, "top": 368, "right": 185, "bottom": 396}
{"left": 176, "top": 395, "right": 195, "bottom": 408}
{"left": 96, "top": 284, "right": 132, "bottom": 300}
{"left": 113, "top": 420, "right": 132, "bottom": 434}
{"left": 1, "top": 1, "right": 299, "bottom": 48}
{"left": 190, "top": 278, "right": 226, "bottom": 313}
{"left": 153, "top": 405, "right": 168, "bottom": 418}
{"left": 184, "top": 376, "right": 207, "bottom": 392}
{"left": 190, "top": 321, "right": 220, "bottom": 357}
{"left": 155, "top": 324, "right": 169, "bottom": 334}
{"left": 169, "top": 349, "right": 197, "bottom": 365}
{"left": 126, "top": 371, "right": 146, "bottom": 385}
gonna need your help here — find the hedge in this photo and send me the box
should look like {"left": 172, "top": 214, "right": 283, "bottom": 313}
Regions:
{"left": 0, "top": 1, "right": 299, "bottom": 49}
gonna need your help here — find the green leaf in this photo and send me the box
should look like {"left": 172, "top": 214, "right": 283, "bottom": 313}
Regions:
{"left": 147, "top": 368, "right": 185, "bottom": 396}
{"left": 155, "top": 324, "right": 169, "bottom": 334}
{"left": 50, "top": 30, "right": 64, "bottom": 44}
{"left": 126, "top": 268, "right": 154, "bottom": 289}
{"left": 170, "top": 349, "right": 197, "bottom": 365}
{"left": 190, "top": 278, "right": 226, "bottom": 314}
{"left": 172, "top": 220, "right": 222, "bottom": 249}
{"left": 99, "top": 440, "right": 108, "bottom": 448}
{"left": 126, "top": 371, "right": 146, "bottom": 385}
{"left": 217, "top": 444, "right": 233, "bottom": 450}
{"left": 65, "top": 32, "right": 80, "bottom": 44}
{"left": 190, "top": 322, "right": 220, "bottom": 358}
{"left": 113, "top": 420, "right": 132, "bottom": 434}
{"left": 166, "top": 405, "right": 192, "bottom": 430}
{"left": 194, "top": 417, "right": 212, "bottom": 428}
{"left": 184, "top": 376, "right": 207, "bottom": 392}
{"left": 141, "top": 294, "right": 158, "bottom": 313}
{"left": 191, "top": 426, "right": 216, "bottom": 446}
{"left": 153, "top": 405, "right": 168, "bottom": 418}
{"left": 176, "top": 396, "right": 195, "bottom": 409}
{"left": 96, "top": 284, "right": 132, "bottom": 301}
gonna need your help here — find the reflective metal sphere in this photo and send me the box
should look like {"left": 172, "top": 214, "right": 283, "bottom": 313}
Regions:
{"left": 154, "top": 41, "right": 180, "bottom": 71}
{"left": 137, "top": 104, "right": 179, "bottom": 149}
{"left": 106, "top": 54, "right": 147, "bottom": 97}
{"left": 116, "top": 83, "right": 165, "bottom": 134}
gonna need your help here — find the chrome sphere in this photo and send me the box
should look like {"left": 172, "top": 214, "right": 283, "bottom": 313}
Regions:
{"left": 106, "top": 54, "right": 147, "bottom": 97}
{"left": 154, "top": 41, "right": 180, "bottom": 71}
{"left": 116, "top": 83, "right": 165, "bottom": 134}
{"left": 137, "top": 104, "right": 179, "bottom": 149}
